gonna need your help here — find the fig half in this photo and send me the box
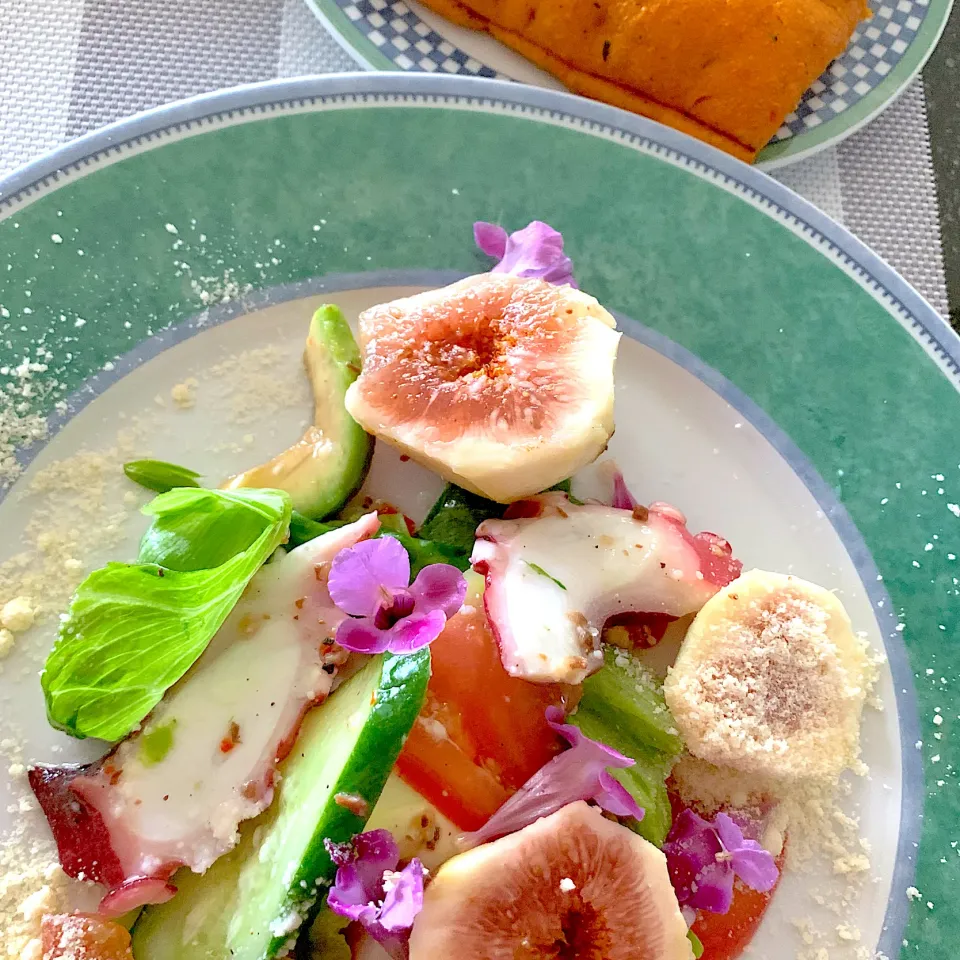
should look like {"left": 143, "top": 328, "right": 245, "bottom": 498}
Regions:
{"left": 408, "top": 801, "right": 692, "bottom": 959}
{"left": 344, "top": 274, "right": 620, "bottom": 503}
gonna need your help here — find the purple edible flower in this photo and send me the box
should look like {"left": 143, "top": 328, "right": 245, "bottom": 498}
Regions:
{"left": 461, "top": 705, "right": 644, "bottom": 848}
{"left": 473, "top": 220, "right": 577, "bottom": 287}
{"left": 329, "top": 535, "right": 467, "bottom": 654}
{"left": 663, "top": 809, "right": 779, "bottom": 915}
{"left": 325, "top": 829, "right": 424, "bottom": 960}
{"left": 610, "top": 466, "right": 640, "bottom": 511}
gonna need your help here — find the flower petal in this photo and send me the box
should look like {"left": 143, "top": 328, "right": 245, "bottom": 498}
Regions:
{"left": 610, "top": 468, "right": 639, "bottom": 511}
{"left": 473, "top": 221, "right": 508, "bottom": 259}
{"left": 713, "top": 812, "right": 778, "bottom": 892}
{"left": 327, "top": 886, "right": 380, "bottom": 926}
{"left": 335, "top": 618, "right": 392, "bottom": 654}
{"left": 663, "top": 808, "right": 776, "bottom": 914}
{"left": 385, "top": 609, "right": 447, "bottom": 654}
{"left": 461, "top": 708, "right": 644, "bottom": 847}
{"left": 688, "top": 859, "right": 735, "bottom": 913}
{"left": 666, "top": 849, "right": 702, "bottom": 906}
{"left": 544, "top": 704, "right": 582, "bottom": 747}
{"left": 379, "top": 860, "right": 425, "bottom": 933}
{"left": 409, "top": 564, "right": 467, "bottom": 619}
{"left": 546, "top": 706, "right": 634, "bottom": 768}
{"left": 714, "top": 812, "right": 746, "bottom": 850}
{"left": 329, "top": 537, "right": 411, "bottom": 617}
{"left": 475, "top": 220, "right": 577, "bottom": 287}
{"left": 596, "top": 770, "right": 645, "bottom": 819}
{"left": 664, "top": 809, "right": 723, "bottom": 868}
{"left": 326, "top": 830, "right": 419, "bottom": 960}
{"left": 324, "top": 829, "right": 400, "bottom": 906}
{"left": 495, "top": 221, "right": 576, "bottom": 287}
{"left": 323, "top": 837, "right": 356, "bottom": 868}
{"left": 730, "top": 845, "right": 780, "bottom": 893}
{"left": 353, "top": 829, "right": 401, "bottom": 877}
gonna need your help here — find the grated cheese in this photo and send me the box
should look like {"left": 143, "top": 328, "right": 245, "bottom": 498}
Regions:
{"left": 1, "top": 597, "right": 35, "bottom": 633}
{"left": 208, "top": 346, "right": 306, "bottom": 426}
{"left": 667, "top": 587, "right": 870, "bottom": 781}
{"left": 170, "top": 378, "right": 198, "bottom": 409}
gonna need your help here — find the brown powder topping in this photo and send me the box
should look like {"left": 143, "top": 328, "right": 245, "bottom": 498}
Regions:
{"left": 667, "top": 585, "right": 866, "bottom": 780}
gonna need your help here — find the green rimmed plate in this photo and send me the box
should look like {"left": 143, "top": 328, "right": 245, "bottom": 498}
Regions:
{"left": 307, "top": 0, "right": 955, "bottom": 167}
{"left": 0, "top": 74, "right": 956, "bottom": 959}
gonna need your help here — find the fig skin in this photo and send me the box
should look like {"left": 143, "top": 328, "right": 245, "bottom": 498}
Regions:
{"left": 408, "top": 801, "right": 693, "bottom": 960}
{"left": 345, "top": 274, "right": 621, "bottom": 503}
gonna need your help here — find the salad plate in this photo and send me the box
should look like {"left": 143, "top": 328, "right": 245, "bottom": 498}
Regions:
{"left": 0, "top": 73, "right": 957, "bottom": 960}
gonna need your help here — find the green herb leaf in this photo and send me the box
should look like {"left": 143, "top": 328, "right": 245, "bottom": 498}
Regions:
{"left": 525, "top": 561, "right": 566, "bottom": 590}
{"left": 419, "top": 481, "right": 581, "bottom": 554}
{"left": 418, "top": 484, "right": 505, "bottom": 555}
{"left": 124, "top": 459, "right": 202, "bottom": 493}
{"left": 42, "top": 487, "right": 291, "bottom": 742}
{"left": 571, "top": 645, "right": 683, "bottom": 847}
{"left": 377, "top": 514, "right": 470, "bottom": 576}
{"left": 288, "top": 512, "right": 347, "bottom": 548}
{"left": 688, "top": 931, "right": 704, "bottom": 959}
{"left": 570, "top": 707, "right": 674, "bottom": 846}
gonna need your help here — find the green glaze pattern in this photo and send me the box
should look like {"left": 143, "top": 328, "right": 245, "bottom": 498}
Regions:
{"left": 0, "top": 80, "right": 957, "bottom": 957}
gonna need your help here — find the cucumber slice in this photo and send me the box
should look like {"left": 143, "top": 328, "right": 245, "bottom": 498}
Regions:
{"left": 580, "top": 646, "right": 684, "bottom": 758}
{"left": 131, "top": 650, "right": 430, "bottom": 960}
{"left": 297, "top": 772, "right": 462, "bottom": 958}
{"left": 570, "top": 707, "right": 674, "bottom": 847}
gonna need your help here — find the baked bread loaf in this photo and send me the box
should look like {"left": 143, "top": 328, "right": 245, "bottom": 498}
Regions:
{"left": 419, "top": 0, "right": 869, "bottom": 162}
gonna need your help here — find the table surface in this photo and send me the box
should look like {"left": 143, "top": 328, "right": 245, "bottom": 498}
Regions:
{"left": 0, "top": 0, "right": 957, "bottom": 327}
{"left": 924, "top": 6, "right": 959, "bottom": 326}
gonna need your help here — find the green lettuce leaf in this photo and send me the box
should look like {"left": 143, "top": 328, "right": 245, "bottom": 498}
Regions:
{"left": 121, "top": 457, "right": 338, "bottom": 555}
{"left": 41, "top": 487, "right": 291, "bottom": 742}
{"left": 138, "top": 487, "right": 289, "bottom": 572}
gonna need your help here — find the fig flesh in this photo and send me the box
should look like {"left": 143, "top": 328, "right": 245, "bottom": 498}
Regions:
{"left": 408, "top": 801, "right": 692, "bottom": 959}
{"left": 345, "top": 274, "right": 620, "bottom": 503}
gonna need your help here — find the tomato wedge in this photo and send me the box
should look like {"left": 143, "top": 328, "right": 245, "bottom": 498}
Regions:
{"left": 394, "top": 711, "right": 510, "bottom": 831}
{"left": 395, "top": 600, "right": 568, "bottom": 830}
{"left": 666, "top": 788, "right": 786, "bottom": 960}
{"left": 691, "top": 848, "right": 786, "bottom": 960}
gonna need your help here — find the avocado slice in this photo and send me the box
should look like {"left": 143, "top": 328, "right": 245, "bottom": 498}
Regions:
{"left": 224, "top": 305, "right": 374, "bottom": 519}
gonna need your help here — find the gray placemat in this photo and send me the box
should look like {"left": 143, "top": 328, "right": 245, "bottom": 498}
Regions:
{"left": 0, "top": 0, "right": 950, "bottom": 318}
